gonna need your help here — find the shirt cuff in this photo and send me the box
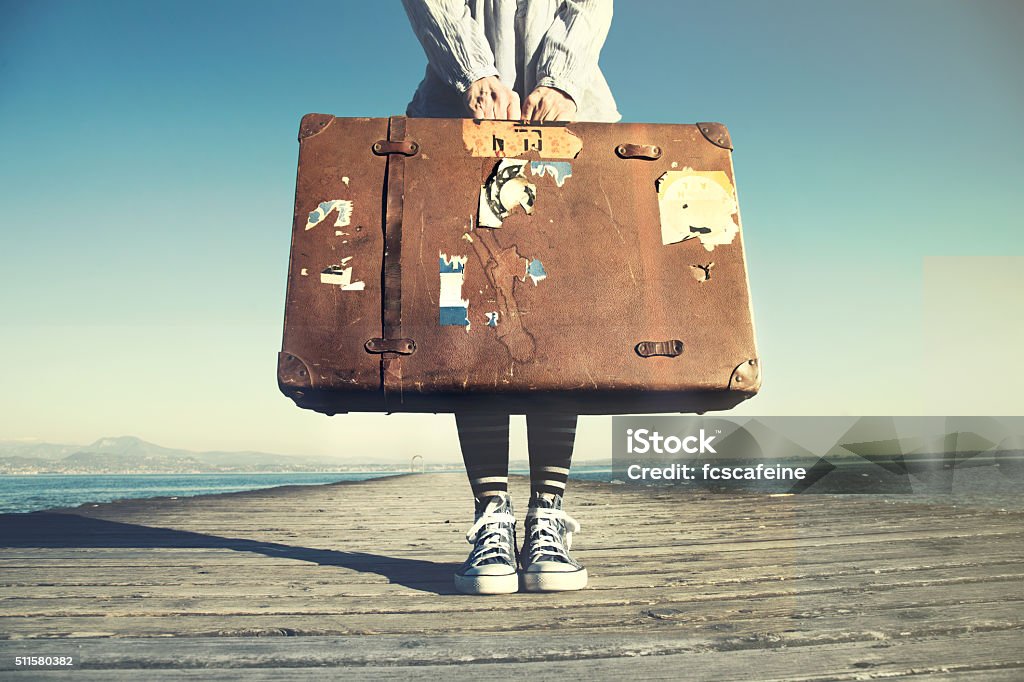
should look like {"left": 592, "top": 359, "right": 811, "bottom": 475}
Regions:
{"left": 453, "top": 66, "right": 501, "bottom": 93}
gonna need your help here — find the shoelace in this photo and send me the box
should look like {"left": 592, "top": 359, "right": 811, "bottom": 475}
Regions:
{"left": 526, "top": 507, "right": 580, "bottom": 563}
{"left": 464, "top": 501, "right": 516, "bottom": 567}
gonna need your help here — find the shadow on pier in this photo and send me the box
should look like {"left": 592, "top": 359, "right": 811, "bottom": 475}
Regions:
{"left": 0, "top": 511, "right": 460, "bottom": 596}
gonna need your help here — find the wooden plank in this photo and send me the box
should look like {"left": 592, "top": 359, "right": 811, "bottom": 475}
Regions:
{"left": 3, "top": 565, "right": 1023, "bottom": 618}
{"left": 0, "top": 629, "right": 1022, "bottom": 680}
{"left": 4, "top": 527, "right": 1020, "bottom": 570}
{"left": 5, "top": 555, "right": 1022, "bottom": 600}
{"left": 4, "top": 529, "right": 1022, "bottom": 565}
{"left": 2, "top": 585, "right": 1021, "bottom": 640}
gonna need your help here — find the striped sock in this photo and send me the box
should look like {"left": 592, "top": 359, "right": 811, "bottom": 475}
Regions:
{"left": 526, "top": 413, "right": 578, "bottom": 499}
{"left": 455, "top": 413, "right": 510, "bottom": 502}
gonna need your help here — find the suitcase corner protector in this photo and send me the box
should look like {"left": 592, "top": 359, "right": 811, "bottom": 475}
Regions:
{"left": 298, "top": 113, "right": 336, "bottom": 141}
{"left": 278, "top": 351, "right": 314, "bottom": 391}
{"left": 696, "top": 122, "right": 733, "bottom": 151}
{"left": 728, "top": 358, "right": 761, "bottom": 393}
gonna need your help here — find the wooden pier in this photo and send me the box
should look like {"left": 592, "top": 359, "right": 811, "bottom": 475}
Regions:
{"left": 1, "top": 473, "right": 1022, "bottom": 679}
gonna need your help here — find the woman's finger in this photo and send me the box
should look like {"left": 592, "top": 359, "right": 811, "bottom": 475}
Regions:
{"left": 522, "top": 97, "right": 537, "bottom": 121}
{"left": 493, "top": 92, "right": 509, "bottom": 120}
{"left": 506, "top": 92, "right": 521, "bottom": 121}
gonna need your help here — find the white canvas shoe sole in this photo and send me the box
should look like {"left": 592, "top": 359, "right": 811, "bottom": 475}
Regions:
{"left": 454, "top": 570, "right": 519, "bottom": 595}
{"left": 521, "top": 566, "right": 588, "bottom": 592}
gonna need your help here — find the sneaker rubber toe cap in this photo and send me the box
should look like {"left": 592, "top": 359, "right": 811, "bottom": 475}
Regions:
{"left": 460, "top": 563, "right": 516, "bottom": 577}
{"left": 523, "top": 561, "right": 581, "bottom": 574}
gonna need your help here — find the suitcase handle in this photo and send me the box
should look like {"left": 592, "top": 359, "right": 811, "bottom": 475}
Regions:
{"left": 635, "top": 340, "right": 684, "bottom": 358}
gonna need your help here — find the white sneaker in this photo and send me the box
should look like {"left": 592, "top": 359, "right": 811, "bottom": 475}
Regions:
{"left": 454, "top": 493, "right": 519, "bottom": 595}
{"left": 520, "top": 495, "right": 588, "bottom": 592}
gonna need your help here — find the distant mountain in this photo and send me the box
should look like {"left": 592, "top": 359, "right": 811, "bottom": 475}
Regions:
{"left": 76, "top": 436, "right": 181, "bottom": 458}
{"left": 0, "top": 436, "right": 411, "bottom": 474}
{"left": 0, "top": 441, "right": 81, "bottom": 461}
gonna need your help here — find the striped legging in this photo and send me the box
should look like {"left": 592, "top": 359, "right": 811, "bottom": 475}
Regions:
{"left": 455, "top": 413, "right": 577, "bottom": 502}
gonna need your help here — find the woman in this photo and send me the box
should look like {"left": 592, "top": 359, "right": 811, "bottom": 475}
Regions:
{"left": 401, "top": 0, "right": 620, "bottom": 594}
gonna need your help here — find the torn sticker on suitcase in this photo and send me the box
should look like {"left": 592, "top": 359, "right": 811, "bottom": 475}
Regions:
{"left": 478, "top": 160, "right": 536, "bottom": 228}
{"left": 439, "top": 253, "right": 470, "bottom": 328}
{"left": 462, "top": 120, "right": 583, "bottom": 159}
{"left": 320, "top": 258, "right": 365, "bottom": 290}
{"left": 526, "top": 258, "right": 547, "bottom": 285}
{"left": 690, "top": 262, "right": 715, "bottom": 282}
{"left": 656, "top": 170, "right": 739, "bottom": 250}
{"left": 306, "top": 199, "right": 353, "bottom": 230}
{"left": 529, "top": 161, "right": 572, "bottom": 187}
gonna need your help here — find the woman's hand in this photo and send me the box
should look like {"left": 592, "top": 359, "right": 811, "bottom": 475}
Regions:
{"left": 522, "top": 86, "right": 577, "bottom": 122}
{"left": 464, "top": 76, "right": 521, "bottom": 120}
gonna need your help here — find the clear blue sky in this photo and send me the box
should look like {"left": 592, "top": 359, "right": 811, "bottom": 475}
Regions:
{"left": 1, "top": 1, "right": 1022, "bottom": 460}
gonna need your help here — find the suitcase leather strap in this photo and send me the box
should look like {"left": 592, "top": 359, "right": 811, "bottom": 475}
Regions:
{"left": 377, "top": 116, "right": 415, "bottom": 404}
{"left": 615, "top": 143, "right": 662, "bottom": 160}
{"left": 372, "top": 139, "right": 419, "bottom": 156}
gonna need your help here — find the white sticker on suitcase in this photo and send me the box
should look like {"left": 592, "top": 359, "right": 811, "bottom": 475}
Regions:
{"left": 320, "top": 257, "right": 365, "bottom": 290}
{"left": 306, "top": 199, "right": 353, "bottom": 231}
{"left": 656, "top": 170, "right": 739, "bottom": 250}
{"left": 478, "top": 160, "right": 536, "bottom": 228}
{"left": 440, "top": 253, "right": 471, "bottom": 329}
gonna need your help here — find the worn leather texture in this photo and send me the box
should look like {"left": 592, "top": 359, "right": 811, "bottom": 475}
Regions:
{"left": 280, "top": 115, "right": 759, "bottom": 414}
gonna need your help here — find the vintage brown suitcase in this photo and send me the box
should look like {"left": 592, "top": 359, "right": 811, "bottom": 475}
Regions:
{"left": 279, "top": 114, "right": 760, "bottom": 414}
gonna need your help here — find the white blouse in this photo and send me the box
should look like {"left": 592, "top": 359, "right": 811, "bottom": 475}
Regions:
{"left": 401, "top": 0, "right": 621, "bottom": 122}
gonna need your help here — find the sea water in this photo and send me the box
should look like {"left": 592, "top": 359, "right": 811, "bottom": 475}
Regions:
{"left": 0, "top": 472, "right": 399, "bottom": 514}
{"left": 0, "top": 467, "right": 614, "bottom": 514}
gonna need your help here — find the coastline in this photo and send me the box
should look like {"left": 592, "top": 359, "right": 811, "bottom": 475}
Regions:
{"left": 0, "top": 471, "right": 411, "bottom": 516}
{"left": 0, "top": 468, "right": 616, "bottom": 515}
